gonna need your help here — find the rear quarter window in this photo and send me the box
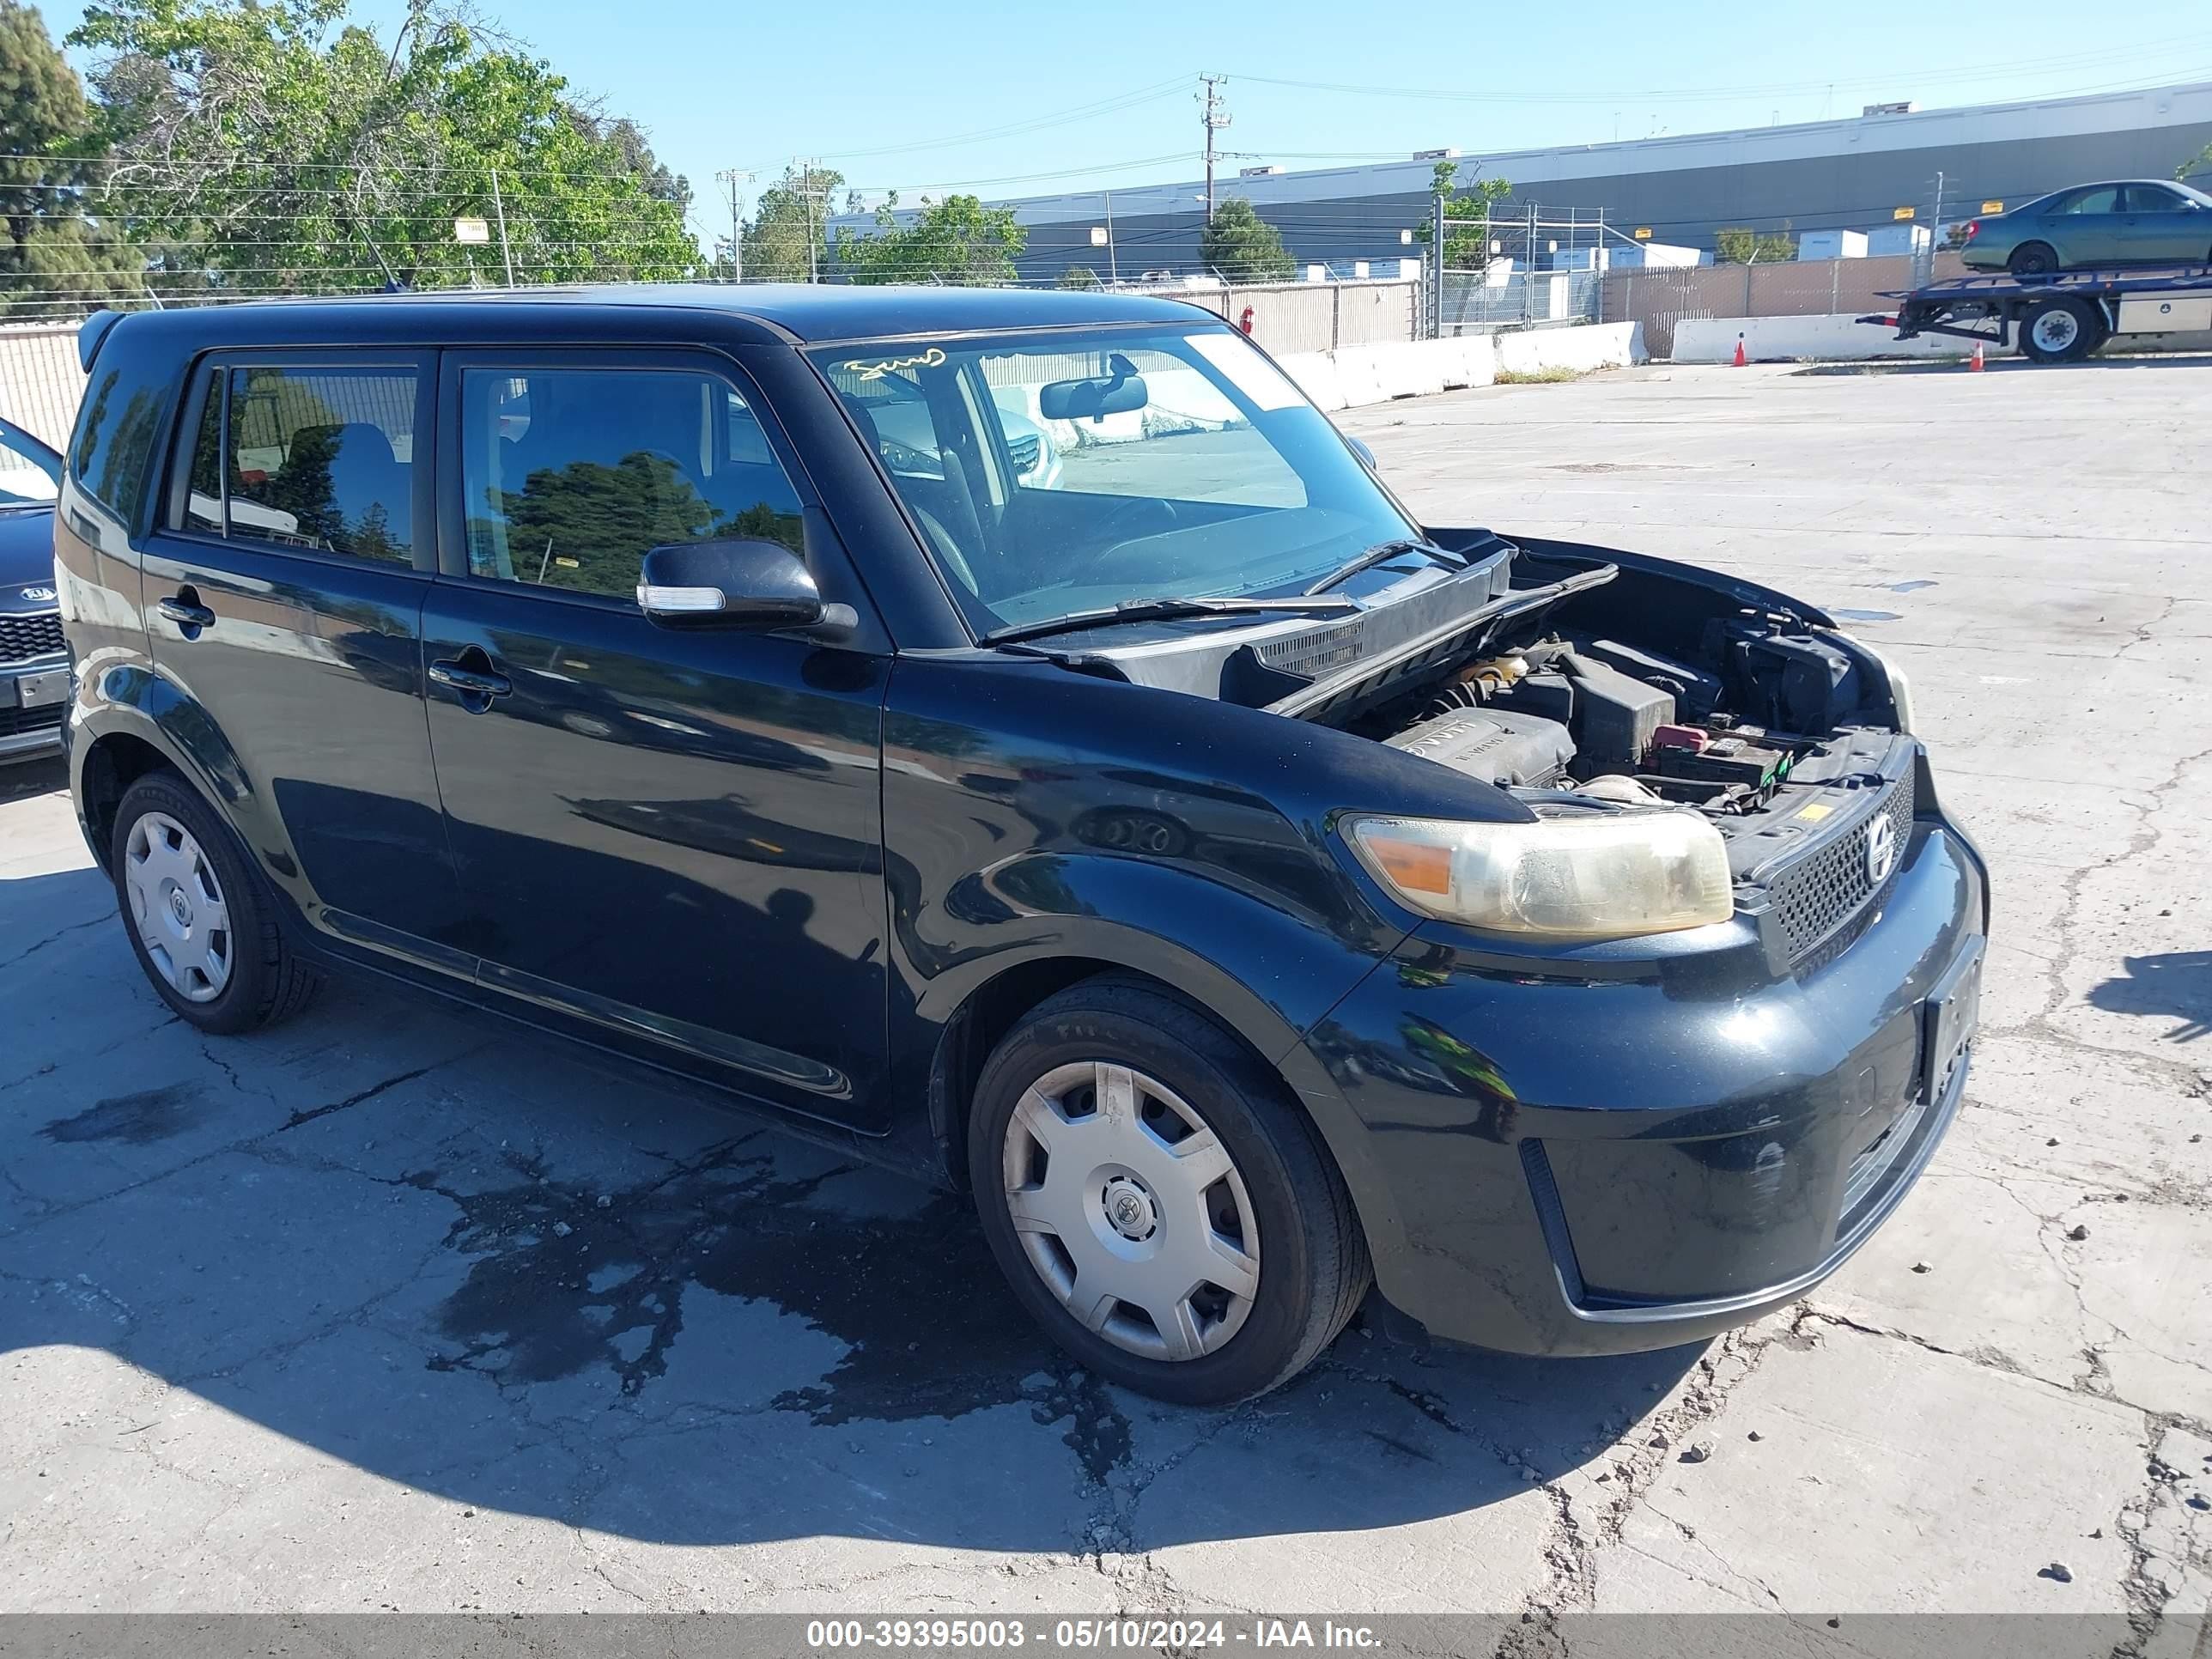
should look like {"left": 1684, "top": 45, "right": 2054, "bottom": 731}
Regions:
{"left": 69, "top": 334, "right": 172, "bottom": 529}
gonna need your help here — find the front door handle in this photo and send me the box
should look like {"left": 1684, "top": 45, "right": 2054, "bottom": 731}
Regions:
{"left": 424, "top": 654, "right": 511, "bottom": 703}
{"left": 158, "top": 593, "right": 216, "bottom": 631}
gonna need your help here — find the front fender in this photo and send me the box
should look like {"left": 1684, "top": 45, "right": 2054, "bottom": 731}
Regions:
{"left": 897, "top": 848, "right": 1402, "bottom": 1238}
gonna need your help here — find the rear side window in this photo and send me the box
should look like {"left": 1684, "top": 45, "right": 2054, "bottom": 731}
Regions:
{"left": 173, "top": 364, "right": 417, "bottom": 562}
{"left": 459, "top": 365, "right": 805, "bottom": 600}
{"left": 2057, "top": 187, "right": 2120, "bottom": 216}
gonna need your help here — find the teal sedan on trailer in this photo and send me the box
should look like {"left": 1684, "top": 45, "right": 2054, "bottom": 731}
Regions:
{"left": 1960, "top": 179, "right": 2212, "bottom": 275}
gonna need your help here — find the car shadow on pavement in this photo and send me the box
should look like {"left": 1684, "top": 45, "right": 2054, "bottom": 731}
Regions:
{"left": 2087, "top": 951, "right": 2212, "bottom": 1042}
{"left": 1, "top": 858, "right": 1705, "bottom": 1554}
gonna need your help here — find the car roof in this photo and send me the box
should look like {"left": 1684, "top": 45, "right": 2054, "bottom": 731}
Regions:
{"left": 85, "top": 282, "right": 1226, "bottom": 361}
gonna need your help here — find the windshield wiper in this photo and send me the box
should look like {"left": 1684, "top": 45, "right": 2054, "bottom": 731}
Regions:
{"left": 1303, "top": 537, "right": 1459, "bottom": 595}
{"left": 979, "top": 594, "right": 1359, "bottom": 648}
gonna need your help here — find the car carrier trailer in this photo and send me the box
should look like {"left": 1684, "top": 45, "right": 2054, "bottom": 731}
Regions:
{"left": 1860, "top": 265, "right": 2212, "bottom": 363}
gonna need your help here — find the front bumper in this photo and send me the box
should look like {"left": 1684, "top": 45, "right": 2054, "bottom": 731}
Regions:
{"left": 0, "top": 648, "right": 67, "bottom": 763}
{"left": 1297, "top": 807, "right": 1986, "bottom": 1356}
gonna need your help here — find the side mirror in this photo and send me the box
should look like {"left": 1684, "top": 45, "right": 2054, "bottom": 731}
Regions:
{"left": 638, "top": 538, "right": 842, "bottom": 632}
{"left": 1346, "top": 435, "right": 1379, "bottom": 471}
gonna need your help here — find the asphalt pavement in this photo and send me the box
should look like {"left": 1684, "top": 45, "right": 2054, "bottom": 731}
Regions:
{"left": 2, "top": 357, "right": 2208, "bottom": 1632}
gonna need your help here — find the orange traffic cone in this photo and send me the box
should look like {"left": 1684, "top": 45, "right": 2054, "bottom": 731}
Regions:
{"left": 1732, "top": 334, "right": 1747, "bottom": 368}
{"left": 1969, "top": 342, "right": 1985, "bottom": 372}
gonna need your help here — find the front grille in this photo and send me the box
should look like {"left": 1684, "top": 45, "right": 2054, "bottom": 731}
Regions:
{"left": 0, "top": 702, "right": 63, "bottom": 738}
{"left": 1007, "top": 433, "right": 1042, "bottom": 472}
{"left": 1765, "top": 772, "right": 1917, "bottom": 965}
{"left": 0, "top": 610, "right": 64, "bottom": 665}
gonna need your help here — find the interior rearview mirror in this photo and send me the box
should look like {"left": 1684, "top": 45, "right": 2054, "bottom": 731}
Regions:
{"left": 1039, "top": 353, "right": 1149, "bottom": 422}
{"left": 638, "top": 538, "right": 841, "bottom": 632}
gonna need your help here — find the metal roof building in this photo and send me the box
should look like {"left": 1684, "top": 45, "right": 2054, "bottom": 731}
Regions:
{"left": 828, "top": 80, "right": 2212, "bottom": 283}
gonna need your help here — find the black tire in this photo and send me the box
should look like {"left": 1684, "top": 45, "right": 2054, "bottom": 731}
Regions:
{"left": 2008, "top": 242, "right": 2058, "bottom": 277}
{"left": 109, "top": 771, "right": 320, "bottom": 1035}
{"left": 2019, "top": 295, "right": 2102, "bottom": 364}
{"left": 968, "top": 976, "right": 1370, "bottom": 1405}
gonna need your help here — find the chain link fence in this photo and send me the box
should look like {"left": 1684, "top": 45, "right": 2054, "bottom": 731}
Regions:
{"left": 1602, "top": 252, "right": 1974, "bottom": 359}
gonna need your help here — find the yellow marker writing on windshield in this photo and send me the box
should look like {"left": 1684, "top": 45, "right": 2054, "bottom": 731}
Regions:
{"left": 842, "top": 346, "right": 947, "bottom": 381}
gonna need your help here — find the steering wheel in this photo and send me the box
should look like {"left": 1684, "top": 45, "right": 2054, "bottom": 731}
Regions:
{"left": 1061, "top": 495, "right": 1182, "bottom": 580}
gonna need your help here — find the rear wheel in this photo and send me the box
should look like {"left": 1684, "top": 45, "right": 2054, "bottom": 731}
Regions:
{"left": 111, "top": 773, "right": 319, "bottom": 1034}
{"left": 969, "top": 979, "right": 1370, "bottom": 1404}
{"left": 2008, "top": 242, "right": 2058, "bottom": 277}
{"left": 2019, "top": 296, "right": 2101, "bottom": 364}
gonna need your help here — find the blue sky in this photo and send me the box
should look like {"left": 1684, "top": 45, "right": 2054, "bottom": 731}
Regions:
{"left": 52, "top": 0, "right": 2212, "bottom": 238}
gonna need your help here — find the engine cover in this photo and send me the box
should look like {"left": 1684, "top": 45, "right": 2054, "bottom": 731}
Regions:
{"left": 1386, "top": 708, "right": 1576, "bottom": 787}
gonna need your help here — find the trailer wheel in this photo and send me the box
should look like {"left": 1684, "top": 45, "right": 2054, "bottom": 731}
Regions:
{"left": 2008, "top": 242, "right": 2058, "bottom": 277}
{"left": 2020, "top": 297, "right": 2101, "bottom": 364}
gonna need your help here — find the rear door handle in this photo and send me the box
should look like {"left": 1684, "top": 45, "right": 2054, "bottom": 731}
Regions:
{"left": 158, "top": 594, "right": 216, "bottom": 631}
{"left": 428, "top": 659, "right": 514, "bottom": 700}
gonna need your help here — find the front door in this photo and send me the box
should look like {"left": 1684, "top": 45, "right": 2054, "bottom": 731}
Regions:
{"left": 2121, "top": 184, "right": 2208, "bottom": 264}
{"left": 139, "top": 351, "right": 470, "bottom": 957}
{"left": 419, "top": 349, "right": 891, "bottom": 1127}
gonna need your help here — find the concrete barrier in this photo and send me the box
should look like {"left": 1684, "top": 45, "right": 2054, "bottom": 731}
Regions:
{"left": 1278, "top": 350, "right": 1347, "bottom": 410}
{"left": 1493, "top": 321, "right": 1645, "bottom": 376}
{"left": 1673, "top": 313, "right": 1988, "bottom": 362}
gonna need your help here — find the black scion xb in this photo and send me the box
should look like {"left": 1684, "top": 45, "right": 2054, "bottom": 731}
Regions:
{"left": 54, "top": 287, "right": 1987, "bottom": 1403}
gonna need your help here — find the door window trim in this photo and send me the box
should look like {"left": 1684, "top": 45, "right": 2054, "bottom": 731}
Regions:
{"left": 154, "top": 348, "right": 439, "bottom": 576}
{"left": 431, "top": 345, "right": 830, "bottom": 617}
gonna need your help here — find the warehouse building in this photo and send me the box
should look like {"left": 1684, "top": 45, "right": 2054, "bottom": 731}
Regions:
{"left": 829, "top": 80, "right": 2212, "bottom": 283}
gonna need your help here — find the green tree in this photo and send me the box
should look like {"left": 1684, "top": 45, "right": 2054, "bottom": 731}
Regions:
{"left": 71, "top": 0, "right": 700, "bottom": 296}
{"left": 2179, "top": 142, "right": 2212, "bottom": 186}
{"left": 1415, "top": 158, "right": 1513, "bottom": 269}
{"left": 1715, "top": 226, "right": 1797, "bottom": 265}
{"left": 1057, "top": 264, "right": 1101, "bottom": 289}
{"left": 1199, "top": 197, "right": 1293, "bottom": 283}
{"left": 741, "top": 161, "right": 842, "bottom": 283}
{"left": 834, "top": 192, "right": 1025, "bottom": 286}
{"left": 0, "top": 1, "right": 144, "bottom": 318}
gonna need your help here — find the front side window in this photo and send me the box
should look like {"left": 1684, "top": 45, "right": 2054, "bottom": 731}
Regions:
{"left": 809, "top": 325, "right": 1413, "bottom": 636}
{"left": 173, "top": 364, "right": 418, "bottom": 562}
{"left": 460, "top": 366, "right": 805, "bottom": 600}
{"left": 2124, "top": 185, "right": 2185, "bottom": 213}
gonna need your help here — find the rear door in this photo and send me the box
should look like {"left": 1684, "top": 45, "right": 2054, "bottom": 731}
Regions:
{"left": 2120, "top": 184, "right": 2208, "bottom": 264}
{"left": 141, "top": 351, "right": 470, "bottom": 957}
{"left": 418, "top": 348, "right": 893, "bottom": 1127}
{"left": 2046, "top": 185, "right": 2125, "bottom": 266}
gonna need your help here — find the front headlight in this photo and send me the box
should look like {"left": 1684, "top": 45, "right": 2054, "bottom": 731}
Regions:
{"left": 1346, "top": 810, "right": 1735, "bottom": 939}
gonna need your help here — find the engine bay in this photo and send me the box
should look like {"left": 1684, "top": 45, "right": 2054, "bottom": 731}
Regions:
{"left": 1011, "top": 531, "right": 1913, "bottom": 883}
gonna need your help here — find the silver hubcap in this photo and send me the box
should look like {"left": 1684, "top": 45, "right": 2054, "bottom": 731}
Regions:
{"left": 1000, "top": 1060, "right": 1261, "bottom": 1362}
{"left": 2032, "top": 310, "right": 2079, "bottom": 352}
{"left": 124, "top": 811, "right": 233, "bottom": 1003}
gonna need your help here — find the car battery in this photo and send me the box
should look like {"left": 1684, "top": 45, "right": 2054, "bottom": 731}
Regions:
{"left": 1653, "top": 733, "right": 1791, "bottom": 793}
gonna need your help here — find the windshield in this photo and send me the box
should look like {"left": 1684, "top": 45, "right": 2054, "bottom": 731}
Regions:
{"left": 808, "top": 324, "right": 1418, "bottom": 636}
{"left": 0, "top": 420, "right": 61, "bottom": 510}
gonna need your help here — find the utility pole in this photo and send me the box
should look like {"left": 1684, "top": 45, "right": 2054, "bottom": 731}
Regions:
{"left": 802, "top": 158, "right": 822, "bottom": 283}
{"left": 1103, "top": 190, "right": 1117, "bottom": 284}
{"left": 1199, "top": 75, "right": 1231, "bottom": 223}
{"left": 715, "top": 168, "right": 754, "bottom": 283}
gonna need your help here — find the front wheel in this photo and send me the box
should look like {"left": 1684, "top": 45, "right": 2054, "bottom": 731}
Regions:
{"left": 969, "top": 979, "right": 1370, "bottom": 1404}
{"left": 2019, "top": 296, "right": 2102, "bottom": 364}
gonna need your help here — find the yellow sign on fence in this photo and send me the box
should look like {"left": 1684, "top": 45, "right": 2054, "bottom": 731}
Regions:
{"left": 1892, "top": 206, "right": 1917, "bottom": 221}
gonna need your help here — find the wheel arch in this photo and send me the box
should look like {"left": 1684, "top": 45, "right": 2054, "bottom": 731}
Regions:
{"left": 908, "top": 911, "right": 1400, "bottom": 1278}
{"left": 74, "top": 722, "right": 191, "bottom": 873}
